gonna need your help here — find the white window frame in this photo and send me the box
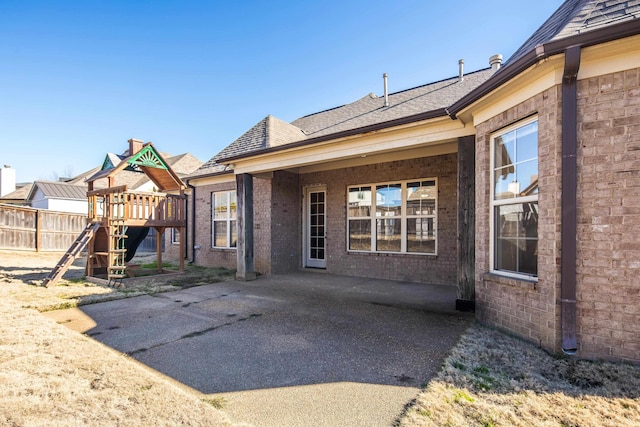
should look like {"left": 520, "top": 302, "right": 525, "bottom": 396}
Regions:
{"left": 171, "top": 227, "right": 180, "bottom": 245}
{"left": 211, "top": 190, "right": 237, "bottom": 249}
{"left": 490, "top": 116, "right": 538, "bottom": 280}
{"left": 346, "top": 178, "right": 438, "bottom": 255}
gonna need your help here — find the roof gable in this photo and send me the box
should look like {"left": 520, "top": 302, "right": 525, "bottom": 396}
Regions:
{"left": 88, "top": 142, "right": 186, "bottom": 192}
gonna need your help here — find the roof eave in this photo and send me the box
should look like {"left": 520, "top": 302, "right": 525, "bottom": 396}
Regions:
{"left": 184, "top": 168, "right": 234, "bottom": 183}
{"left": 216, "top": 108, "right": 449, "bottom": 163}
{"left": 449, "top": 18, "right": 640, "bottom": 117}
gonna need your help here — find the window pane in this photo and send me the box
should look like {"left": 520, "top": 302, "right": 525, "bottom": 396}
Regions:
{"left": 214, "top": 193, "right": 228, "bottom": 220}
{"left": 406, "top": 218, "right": 435, "bottom": 253}
{"left": 495, "top": 237, "right": 518, "bottom": 272}
{"left": 376, "top": 218, "right": 401, "bottom": 252}
{"left": 406, "top": 181, "right": 436, "bottom": 215}
{"left": 348, "top": 187, "right": 371, "bottom": 217}
{"left": 349, "top": 219, "right": 371, "bottom": 250}
{"left": 495, "top": 131, "right": 515, "bottom": 169}
{"left": 229, "top": 191, "right": 237, "bottom": 219}
{"left": 515, "top": 121, "right": 538, "bottom": 162}
{"left": 494, "top": 168, "right": 516, "bottom": 200}
{"left": 376, "top": 184, "right": 401, "bottom": 217}
{"left": 214, "top": 221, "right": 228, "bottom": 247}
{"left": 516, "top": 159, "right": 538, "bottom": 196}
{"left": 495, "top": 202, "right": 538, "bottom": 275}
{"left": 230, "top": 220, "right": 237, "bottom": 247}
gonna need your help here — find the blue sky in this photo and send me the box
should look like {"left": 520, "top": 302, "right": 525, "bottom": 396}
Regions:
{"left": 1, "top": 0, "right": 563, "bottom": 183}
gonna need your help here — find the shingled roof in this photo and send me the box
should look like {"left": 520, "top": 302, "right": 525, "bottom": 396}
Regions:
{"left": 449, "top": 0, "right": 640, "bottom": 117}
{"left": 190, "top": 67, "right": 494, "bottom": 177}
{"left": 509, "top": 0, "right": 640, "bottom": 64}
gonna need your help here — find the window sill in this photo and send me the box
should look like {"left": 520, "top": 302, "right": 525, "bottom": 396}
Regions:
{"left": 483, "top": 271, "right": 537, "bottom": 290}
{"left": 347, "top": 250, "right": 437, "bottom": 257}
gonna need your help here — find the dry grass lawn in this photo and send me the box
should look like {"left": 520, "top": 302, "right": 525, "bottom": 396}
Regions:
{"left": 0, "top": 250, "right": 244, "bottom": 426}
{"left": 397, "top": 324, "right": 640, "bottom": 426}
{"left": 2, "top": 250, "right": 639, "bottom": 426}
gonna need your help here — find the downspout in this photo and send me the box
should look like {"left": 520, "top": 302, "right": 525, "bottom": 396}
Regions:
{"left": 186, "top": 179, "right": 197, "bottom": 264}
{"left": 560, "top": 45, "right": 581, "bottom": 355}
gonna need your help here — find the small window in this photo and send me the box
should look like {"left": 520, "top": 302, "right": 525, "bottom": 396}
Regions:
{"left": 171, "top": 227, "right": 180, "bottom": 245}
{"left": 212, "top": 190, "right": 237, "bottom": 248}
{"left": 347, "top": 179, "right": 437, "bottom": 255}
{"left": 491, "top": 118, "right": 538, "bottom": 278}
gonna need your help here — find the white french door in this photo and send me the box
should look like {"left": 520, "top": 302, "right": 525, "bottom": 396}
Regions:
{"left": 305, "top": 186, "right": 326, "bottom": 268}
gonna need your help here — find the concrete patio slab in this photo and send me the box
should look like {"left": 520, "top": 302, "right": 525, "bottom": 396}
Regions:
{"left": 47, "top": 272, "right": 472, "bottom": 426}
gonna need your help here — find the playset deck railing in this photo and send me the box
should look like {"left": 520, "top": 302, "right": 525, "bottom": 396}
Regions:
{"left": 87, "top": 185, "right": 186, "bottom": 226}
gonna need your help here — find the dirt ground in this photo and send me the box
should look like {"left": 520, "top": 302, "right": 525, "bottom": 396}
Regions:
{"left": 0, "top": 250, "right": 243, "bottom": 427}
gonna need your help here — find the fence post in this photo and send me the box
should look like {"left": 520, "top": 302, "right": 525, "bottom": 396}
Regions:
{"left": 35, "top": 209, "right": 42, "bottom": 252}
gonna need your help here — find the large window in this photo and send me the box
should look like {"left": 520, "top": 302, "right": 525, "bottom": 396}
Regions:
{"left": 347, "top": 179, "right": 437, "bottom": 254}
{"left": 491, "top": 117, "right": 538, "bottom": 278}
{"left": 212, "top": 190, "right": 237, "bottom": 248}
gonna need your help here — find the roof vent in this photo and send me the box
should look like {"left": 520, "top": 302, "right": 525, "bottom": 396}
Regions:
{"left": 489, "top": 54, "right": 503, "bottom": 72}
{"left": 458, "top": 59, "right": 464, "bottom": 82}
{"left": 383, "top": 73, "right": 389, "bottom": 107}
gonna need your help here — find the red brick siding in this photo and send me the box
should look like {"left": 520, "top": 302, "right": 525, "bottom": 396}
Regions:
{"left": 575, "top": 67, "right": 640, "bottom": 362}
{"left": 300, "top": 154, "right": 458, "bottom": 285}
{"left": 475, "top": 86, "right": 562, "bottom": 353}
{"left": 188, "top": 181, "right": 237, "bottom": 270}
{"left": 475, "top": 67, "right": 640, "bottom": 363}
{"left": 269, "top": 171, "right": 302, "bottom": 273}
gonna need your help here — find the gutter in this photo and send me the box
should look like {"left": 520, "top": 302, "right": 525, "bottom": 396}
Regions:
{"left": 448, "top": 18, "right": 640, "bottom": 118}
{"left": 216, "top": 108, "right": 449, "bottom": 163}
{"left": 560, "top": 45, "right": 581, "bottom": 355}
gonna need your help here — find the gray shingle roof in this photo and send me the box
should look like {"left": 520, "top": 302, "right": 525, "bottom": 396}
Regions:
{"left": 29, "top": 181, "right": 87, "bottom": 201}
{"left": 292, "top": 69, "right": 491, "bottom": 138}
{"left": 509, "top": 0, "right": 640, "bottom": 64}
{"left": 190, "top": 68, "right": 494, "bottom": 176}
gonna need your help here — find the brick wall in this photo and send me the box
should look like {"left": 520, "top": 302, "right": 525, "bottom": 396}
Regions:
{"left": 254, "top": 176, "right": 272, "bottom": 274}
{"left": 270, "top": 171, "right": 302, "bottom": 273}
{"left": 475, "top": 86, "right": 562, "bottom": 353}
{"left": 475, "top": 67, "right": 640, "bottom": 363}
{"left": 188, "top": 181, "right": 238, "bottom": 270}
{"left": 575, "top": 67, "right": 640, "bottom": 362}
{"left": 299, "top": 154, "right": 458, "bottom": 285}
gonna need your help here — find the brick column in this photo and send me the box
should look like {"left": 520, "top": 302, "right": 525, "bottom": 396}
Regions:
{"left": 236, "top": 173, "right": 256, "bottom": 281}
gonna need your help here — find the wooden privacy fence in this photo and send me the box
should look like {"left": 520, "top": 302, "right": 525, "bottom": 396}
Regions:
{"left": 0, "top": 203, "right": 86, "bottom": 252}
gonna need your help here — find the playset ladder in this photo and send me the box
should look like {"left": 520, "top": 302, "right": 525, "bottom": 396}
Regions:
{"left": 43, "top": 222, "right": 101, "bottom": 287}
{"left": 107, "top": 217, "right": 128, "bottom": 285}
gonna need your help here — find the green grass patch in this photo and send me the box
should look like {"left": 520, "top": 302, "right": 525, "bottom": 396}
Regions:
{"left": 140, "top": 261, "right": 176, "bottom": 269}
{"left": 203, "top": 397, "right": 226, "bottom": 409}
